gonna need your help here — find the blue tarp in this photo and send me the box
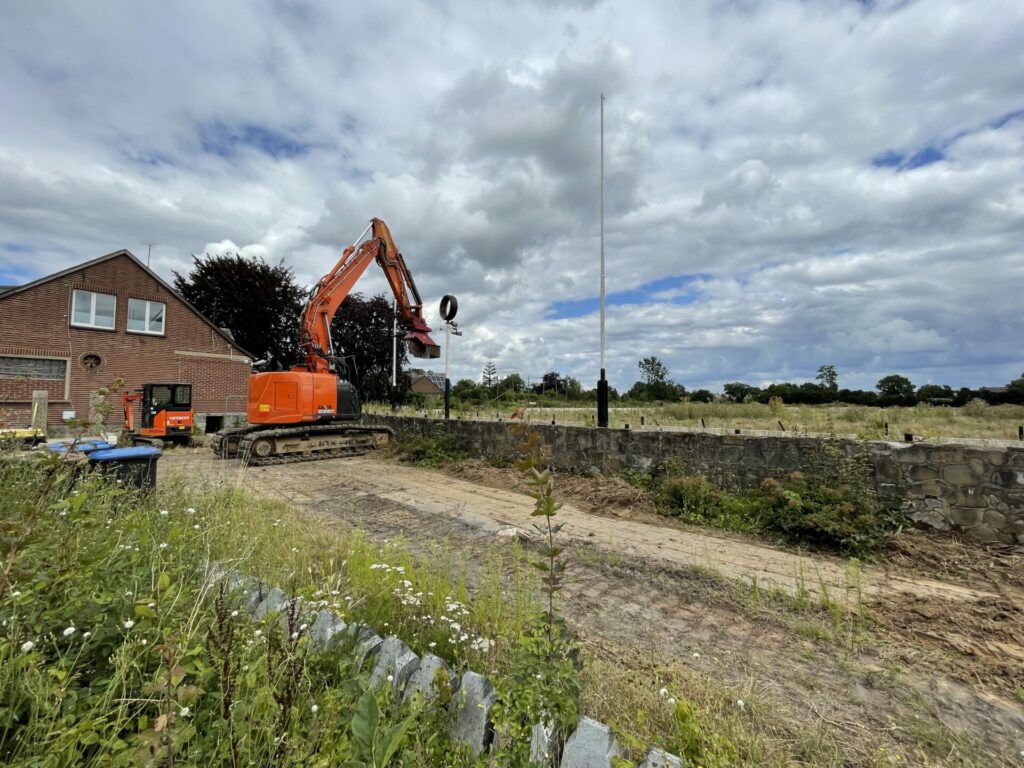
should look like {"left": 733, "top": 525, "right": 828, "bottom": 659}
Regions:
{"left": 89, "top": 447, "right": 162, "bottom": 462}
{"left": 47, "top": 440, "right": 116, "bottom": 454}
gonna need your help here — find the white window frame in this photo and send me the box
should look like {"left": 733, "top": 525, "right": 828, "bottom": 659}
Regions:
{"left": 126, "top": 298, "right": 166, "bottom": 336}
{"left": 71, "top": 289, "right": 116, "bottom": 330}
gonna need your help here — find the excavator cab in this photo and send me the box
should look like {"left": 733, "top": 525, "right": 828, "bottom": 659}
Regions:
{"left": 123, "top": 383, "right": 194, "bottom": 447}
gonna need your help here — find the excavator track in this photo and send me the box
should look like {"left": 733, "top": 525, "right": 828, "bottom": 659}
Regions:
{"left": 212, "top": 424, "right": 392, "bottom": 465}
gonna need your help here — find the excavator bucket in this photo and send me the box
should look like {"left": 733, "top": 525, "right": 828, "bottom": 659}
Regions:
{"left": 405, "top": 329, "right": 440, "bottom": 358}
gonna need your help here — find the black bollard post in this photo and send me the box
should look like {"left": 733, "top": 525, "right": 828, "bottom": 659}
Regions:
{"left": 1019, "top": 425, "right": 1023, "bottom": 441}
{"left": 641, "top": 415, "right": 645, "bottom": 426}
{"left": 904, "top": 433, "right": 913, "bottom": 443}
{"left": 625, "top": 423, "right": 630, "bottom": 430}
{"left": 735, "top": 428, "right": 741, "bottom": 434}
{"left": 884, "top": 421, "right": 889, "bottom": 436}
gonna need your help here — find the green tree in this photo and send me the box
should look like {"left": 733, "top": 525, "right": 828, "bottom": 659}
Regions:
{"left": 638, "top": 356, "right": 669, "bottom": 385}
{"left": 723, "top": 382, "right": 761, "bottom": 402}
{"left": 329, "top": 293, "right": 410, "bottom": 402}
{"left": 876, "top": 374, "right": 915, "bottom": 400}
{"left": 816, "top": 365, "right": 838, "bottom": 391}
{"left": 173, "top": 253, "right": 304, "bottom": 370}
{"left": 1008, "top": 372, "right": 1024, "bottom": 393}
{"left": 482, "top": 361, "right": 498, "bottom": 387}
{"left": 501, "top": 372, "right": 525, "bottom": 393}
{"left": 916, "top": 384, "right": 954, "bottom": 403}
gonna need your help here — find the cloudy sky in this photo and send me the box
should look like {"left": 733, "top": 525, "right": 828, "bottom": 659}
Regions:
{"left": 2, "top": 0, "right": 1022, "bottom": 392}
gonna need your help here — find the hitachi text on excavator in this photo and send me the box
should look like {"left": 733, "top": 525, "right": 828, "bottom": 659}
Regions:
{"left": 211, "top": 218, "right": 441, "bottom": 464}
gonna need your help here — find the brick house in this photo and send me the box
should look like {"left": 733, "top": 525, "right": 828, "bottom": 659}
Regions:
{"left": 0, "top": 249, "right": 252, "bottom": 433}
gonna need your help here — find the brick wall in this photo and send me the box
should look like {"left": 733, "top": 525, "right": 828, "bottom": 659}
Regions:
{"left": 0, "top": 252, "right": 251, "bottom": 429}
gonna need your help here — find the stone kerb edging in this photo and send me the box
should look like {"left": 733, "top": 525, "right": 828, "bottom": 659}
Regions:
{"left": 210, "top": 564, "right": 682, "bottom": 767}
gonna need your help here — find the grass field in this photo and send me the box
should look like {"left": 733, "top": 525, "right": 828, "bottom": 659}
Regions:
{"left": 368, "top": 400, "right": 1024, "bottom": 443}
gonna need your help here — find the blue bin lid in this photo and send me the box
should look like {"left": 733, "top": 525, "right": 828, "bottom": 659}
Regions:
{"left": 89, "top": 446, "right": 162, "bottom": 461}
{"left": 47, "top": 440, "right": 116, "bottom": 453}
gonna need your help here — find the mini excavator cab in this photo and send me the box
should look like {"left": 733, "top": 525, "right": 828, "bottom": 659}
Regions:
{"left": 123, "top": 383, "right": 194, "bottom": 446}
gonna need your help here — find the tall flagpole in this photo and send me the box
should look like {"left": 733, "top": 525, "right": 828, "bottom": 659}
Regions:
{"left": 597, "top": 92, "right": 609, "bottom": 428}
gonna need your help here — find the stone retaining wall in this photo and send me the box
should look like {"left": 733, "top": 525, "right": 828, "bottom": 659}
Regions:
{"left": 364, "top": 414, "right": 1024, "bottom": 545}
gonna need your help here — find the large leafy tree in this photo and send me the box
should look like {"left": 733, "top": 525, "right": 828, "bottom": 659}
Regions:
{"left": 173, "top": 253, "right": 305, "bottom": 369}
{"left": 500, "top": 372, "right": 525, "bottom": 393}
{"left": 329, "top": 293, "right": 411, "bottom": 402}
{"left": 638, "top": 356, "right": 669, "bottom": 385}
{"left": 723, "top": 382, "right": 761, "bottom": 402}
{"left": 876, "top": 374, "right": 915, "bottom": 400}
{"left": 816, "top": 364, "right": 838, "bottom": 391}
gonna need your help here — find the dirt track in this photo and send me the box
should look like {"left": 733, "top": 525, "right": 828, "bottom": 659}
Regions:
{"left": 162, "top": 449, "right": 1024, "bottom": 765}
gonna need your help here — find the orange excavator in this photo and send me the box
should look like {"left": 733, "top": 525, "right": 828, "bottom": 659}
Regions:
{"left": 211, "top": 218, "right": 440, "bottom": 464}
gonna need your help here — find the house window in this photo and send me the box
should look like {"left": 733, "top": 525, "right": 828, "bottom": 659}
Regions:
{"left": 0, "top": 356, "right": 67, "bottom": 381}
{"left": 71, "top": 290, "right": 116, "bottom": 330}
{"left": 127, "top": 298, "right": 166, "bottom": 335}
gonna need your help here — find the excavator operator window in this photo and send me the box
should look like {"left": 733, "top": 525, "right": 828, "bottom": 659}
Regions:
{"left": 173, "top": 385, "right": 192, "bottom": 407}
{"left": 149, "top": 385, "right": 173, "bottom": 408}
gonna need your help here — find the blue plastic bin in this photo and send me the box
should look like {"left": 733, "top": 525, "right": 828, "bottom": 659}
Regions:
{"left": 88, "top": 446, "right": 162, "bottom": 490}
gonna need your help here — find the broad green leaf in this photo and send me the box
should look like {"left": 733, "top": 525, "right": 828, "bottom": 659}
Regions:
{"left": 351, "top": 687, "right": 379, "bottom": 757}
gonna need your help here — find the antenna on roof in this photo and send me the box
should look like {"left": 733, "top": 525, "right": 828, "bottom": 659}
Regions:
{"left": 145, "top": 242, "right": 154, "bottom": 267}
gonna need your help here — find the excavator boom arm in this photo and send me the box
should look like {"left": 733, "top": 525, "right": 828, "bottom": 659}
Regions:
{"left": 298, "top": 218, "right": 440, "bottom": 373}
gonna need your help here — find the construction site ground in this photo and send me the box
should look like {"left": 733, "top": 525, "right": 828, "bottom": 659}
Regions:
{"left": 161, "top": 448, "right": 1024, "bottom": 766}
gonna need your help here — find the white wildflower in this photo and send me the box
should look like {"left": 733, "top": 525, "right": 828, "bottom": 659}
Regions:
{"left": 291, "top": 632, "right": 299, "bottom": 640}
{"left": 20, "top": 640, "right": 35, "bottom": 653}
{"left": 159, "top": 542, "right": 168, "bottom": 549}
{"left": 659, "top": 687, "right": 668, "bottom": 698}
{"left": 179, "top": 706, "right": 190, "bottom": 717}
{"left": 185, "top": 507, "right": 196, "bottom": 514}
{"left": 193, "top": 525, "right": 200, "bottom": 530}
{"left": 11, "top": 591, "right": 21, "bottom": 598}
{"left": 692, "top": 652, "right": 700, "bottom": 659}
{"left": 63, "top": 626, "right": 76, "bottom": 637}
{"left": 737, "top": 699, "right": 745, "bottom": 710}
{"left": 231, "top": 610, "right": 239, "bottom": 618}
{"left": 299, "top": 623, "right": 308, "bottom": 631}
{"left": 159, "top": 510, "right": 169, "bottom": 516}
{"left": 386, "top": 674, "right": 394, "bottom": 683}
{"left": 123, "top": 619, "right": 134, "bottom": 629}
{"left": 668, "top": 697, "right": 676, "bottom": 705}
{"left": 311, "top": 704, "right": 319, "bottom": 715}
{"left": 83, "top": 631, "right": 92, "bottom": 639}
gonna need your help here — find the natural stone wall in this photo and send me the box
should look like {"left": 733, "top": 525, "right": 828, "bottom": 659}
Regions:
{"left": 364, "top": 414, "right": 1024, "bottom": 545}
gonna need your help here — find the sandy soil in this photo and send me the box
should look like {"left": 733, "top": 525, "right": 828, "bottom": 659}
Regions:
{"left": 162, "top": 448, "right": 1024, "bottom": 765}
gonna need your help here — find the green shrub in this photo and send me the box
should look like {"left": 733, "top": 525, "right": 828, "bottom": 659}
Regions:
{"left": 756, "top": 441, "right": 903, "bottom": 555}
{"left": 658, "top": 475, "right": 761, "bottom": 533}
{"left": 646, "top": 440, "right": 902, "bottom": 556}
{"left": 390, "top": 434, "right": 468, "bottom": 467}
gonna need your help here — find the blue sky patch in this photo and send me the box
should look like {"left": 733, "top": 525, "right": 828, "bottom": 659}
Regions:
{"left": 872, "top": 144, "right": 944, "bottom": 170}
{"left": 548, "top": 274, "right": 709, "bottom": 319}
{"left": 198, "top": 122, "right": 311, "bottom": 159}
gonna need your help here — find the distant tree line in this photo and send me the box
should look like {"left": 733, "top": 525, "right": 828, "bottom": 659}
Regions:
{"left": 452, "top": 359, "right": 1024, "bottom": 408}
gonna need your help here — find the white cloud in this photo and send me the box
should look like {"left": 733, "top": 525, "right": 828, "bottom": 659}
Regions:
{"left": 1, "top": 0, "right": 1022, "bottom": 392}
